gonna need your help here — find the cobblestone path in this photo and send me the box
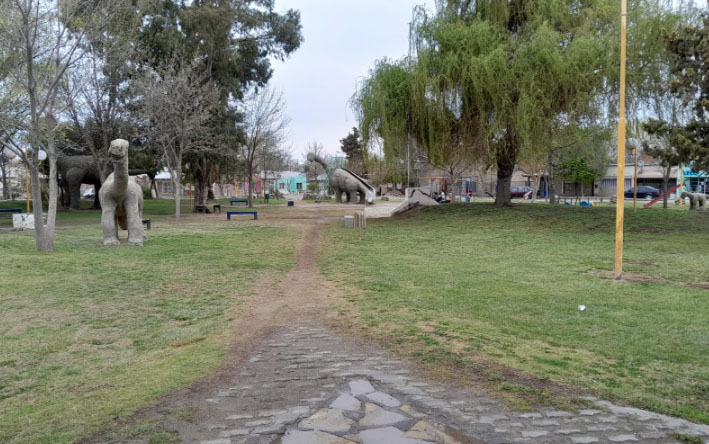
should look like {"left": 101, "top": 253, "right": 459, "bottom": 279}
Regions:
{"left": 173, "top": 323, "right": 708, "bottom": 444}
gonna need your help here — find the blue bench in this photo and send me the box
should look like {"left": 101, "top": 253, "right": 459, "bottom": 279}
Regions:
{"left": 230, "top": 199, "right": 248, "bottom": 205}
{"left": 0, "top": 208, "right": 22, "bottom": 214}
{"left": 227, "top": 211, "right": 257, "bottom": 220}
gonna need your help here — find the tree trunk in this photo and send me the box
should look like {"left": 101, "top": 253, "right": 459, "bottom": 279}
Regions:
{"left": 191, "top": 157, "right": 208, "bottom": 208}
{"left": 547, "top": 149, "right": 555, "bottom": 204}
{"left": 1, "top": 159, "right": 8, "bottom": 200}
{"left": 662, "top": 166, "right": 670, "bottom": 209}
{"left": 29, "top": 162, "right": 53, "bottom": 251}
{"left": 247, "top": 176, "right": 254, "bottom": 208}
{"left": 495, "top": 150, "right": 517, "bottom": 206}
{"left": 172, "top": 168, "right": 182, "bottom": 219}
{"left": 530, "top": 171, "right": 541, "bottom": 203}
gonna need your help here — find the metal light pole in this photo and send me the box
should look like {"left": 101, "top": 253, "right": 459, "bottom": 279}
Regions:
{"left": 614, "top": 0, "right": 628, "bottom": 279}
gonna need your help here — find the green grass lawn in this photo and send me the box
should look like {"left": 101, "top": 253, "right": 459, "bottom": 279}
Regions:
{"left": 320, "top": 204, "right": 709, "bottom": 423}
{"left": 0, "top": 204, "right": 297, "bottom": 444}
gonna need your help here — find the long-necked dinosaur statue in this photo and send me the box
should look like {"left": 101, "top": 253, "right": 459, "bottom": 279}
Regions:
{"left": 307, "top": 153, "right": 375, "bottom": 204}
{"left": 99, "top": 139, "right": 147, "bottom": 246}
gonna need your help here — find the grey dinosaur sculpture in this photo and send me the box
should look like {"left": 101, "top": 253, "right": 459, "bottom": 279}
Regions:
{"left": 99, "top": 139, "right": 146, "bottom": 246}
{"left": 57, "top": 155, "right": 105, "bottom": 209}
{"left": 307, "top": 153, "right": 375, "bottom": 204}
{"left": 681, "top": 191, "right": 706, "bottom": 210}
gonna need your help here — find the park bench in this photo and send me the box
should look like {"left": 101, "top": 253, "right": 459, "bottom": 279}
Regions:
{"left": 230, "top": 199, "right": 248, "bottom": 205}
{"left": 142, "top": 219, "right": 151, "bottom": 230}
{"left": 227, "top": 211, "right": 257, "bottom": 221}
{"left": 0, "top": 208, "right": 22, "bottom": 214}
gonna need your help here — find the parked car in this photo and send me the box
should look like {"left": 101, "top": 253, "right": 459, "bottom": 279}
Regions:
{"left": 510, "top": 186, "right": 534, "bottom": 198}
{"left": 624, "top": 186, "right": 660, "bottom": 199}
{"left": 82, "top": 188, "right": 96, "bottom": 199}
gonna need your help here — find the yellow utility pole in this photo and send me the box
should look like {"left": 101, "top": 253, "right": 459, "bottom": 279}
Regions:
{"left": 614, "top": 0, "right": 628, "bottom": 279}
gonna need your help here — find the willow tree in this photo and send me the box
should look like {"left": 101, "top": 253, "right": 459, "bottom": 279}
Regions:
{"left": 356, "top": 0, "right": 621, "bottom": 205}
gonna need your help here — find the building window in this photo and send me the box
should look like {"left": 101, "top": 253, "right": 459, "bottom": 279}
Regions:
{"left": 296, "top": 182, "right": 303, "bottom": 191}
{"left": 279, "top": 183, "right": 285, "bottom": 190}
{"left": 162, "top": 181, "right": 174, "bottom": 194}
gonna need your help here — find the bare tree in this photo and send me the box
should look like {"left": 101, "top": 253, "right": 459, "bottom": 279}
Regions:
{"left": 61, "top": 38, "right": 134, "bottom": 182}
{"left": 135, "top": 60, "right": 218, "bottom": 218}
{"left": 239, "top": 87, "right": 289, "bottom": 208}
{"left": 0, "top": 0, "right": 117, "bottom": 251}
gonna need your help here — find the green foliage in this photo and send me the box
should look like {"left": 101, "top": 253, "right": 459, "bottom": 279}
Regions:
{"left": 665, "top": 14, "right": 709, "bottom": 171}
{"left": 560, "top": 158, "right": 597, "bottom": 186}
{"left": 642, "top": 119, "right": 690, "bottom": 169}
{"left": 355, "top": 0, "right": 620, "bottom": 204}
{"left": 354, "top": 0, "right": 689, "bottom": 204}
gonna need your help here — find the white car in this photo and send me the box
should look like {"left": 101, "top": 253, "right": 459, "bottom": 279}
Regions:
{"left": 82, "top": 188, "right": 96, "bottom": 199}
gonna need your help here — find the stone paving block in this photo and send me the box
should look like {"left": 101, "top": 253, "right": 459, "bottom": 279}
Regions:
{"left": 331, "top": 394, "right": 362, "bottom": 411}
{"left": 400, "top": 405, "right": 427, "bottom": 418}
{"left": 253, "top": 424, "right": 285, "bottom": 434}
{"left": 366, "top": 391, "right": 401, "bottom": 408}
{"left": 299, "top": 408, "right": 355, "bottom": 433}
{"left": 608, "top": 434, "right": 638, "bottom": 442}
{"left": 571, "top": 437, "right": 599, "bottom": 444}
{"left": 359, "top": 427, "right": 430, "bottom": 444}
{"left": 283, "top": 430, "right": 358, "bottom": 444}
{"left": 360, "top": 403, "right": 410, "bottom": 427}
{"left": 521, "top": 430, "right": 548, "bottom": 438}
{"left": 350, "top": 379, "right": 376, "bottom": 396}
{"left": 220, "top": 429, "right": 251, "bottom": 437}
{"left": 200, "top": 440, "right": 232, "bottom": 444}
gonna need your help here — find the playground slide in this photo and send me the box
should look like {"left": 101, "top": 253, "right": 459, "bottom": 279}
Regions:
{"left": 390, "top": 188, "right": 439, "bottom": 216}
{"left": 644, "top": 184, "right": 681, "bottom": 208}
{"left": 341, "top": 166, "right": 376, "bottom": 203}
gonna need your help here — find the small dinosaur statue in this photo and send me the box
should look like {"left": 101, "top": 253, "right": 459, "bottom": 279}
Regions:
{"left": 99, "top": 139, "right": 147, "bottom": 246}
{"left": 681, "top": 191, "right": 707, "bottom": 210}
{"left": 307, "top": 153, "right": 375, "bottom": 204}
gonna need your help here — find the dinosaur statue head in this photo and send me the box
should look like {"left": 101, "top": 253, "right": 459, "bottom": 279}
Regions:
{"left": 108, "top": 139, "right": 129, "bottom": 164}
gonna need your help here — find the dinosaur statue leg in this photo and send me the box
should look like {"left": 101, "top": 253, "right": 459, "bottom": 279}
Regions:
{"left": 67, "top": 176, "right": 82, "bottom": 210}
{"left": 125, "top": 189, "right": 145, "bottom": 246}
{"left": 358, "top": 190, "right": 366, "bottom": 204}
{"left": 335, "top": 189, "right": 343, "bottom": 203}
{"left": 101, "top": 200, "right": 120, "bottom": 246}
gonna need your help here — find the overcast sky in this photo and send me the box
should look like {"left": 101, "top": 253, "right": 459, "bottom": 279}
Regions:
{"left": 269, "top": 0, "right": 435, "bottom": 160}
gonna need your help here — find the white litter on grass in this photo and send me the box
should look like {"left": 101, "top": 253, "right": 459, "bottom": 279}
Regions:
{"left": 579, "top": 305, "right": 586, "bottom": 311}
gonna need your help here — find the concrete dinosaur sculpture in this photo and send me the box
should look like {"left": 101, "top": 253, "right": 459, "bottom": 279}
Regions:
{"left": 307, "top": 153, "right": 375, "bottom": 204}
{"left": 57, "top": 155, "right": 104, "bottom": 209}
{"left": 99, "top": 139, "right": 146, "bottom": 246}
{"left": 681, "top": 191, "right": 706, "bottom": 210}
